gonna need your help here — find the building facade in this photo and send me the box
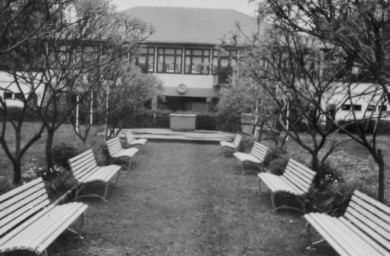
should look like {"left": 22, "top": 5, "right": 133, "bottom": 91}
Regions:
{"left": 123, "top": 6, "right": 260, "bottom": 113}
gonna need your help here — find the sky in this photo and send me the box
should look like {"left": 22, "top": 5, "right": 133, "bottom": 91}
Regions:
{"left": 110, "top": 0, "right": 261, "bottom": 16}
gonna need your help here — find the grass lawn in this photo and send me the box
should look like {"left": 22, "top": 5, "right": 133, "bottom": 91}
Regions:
{"left": 0, "top": 123, "right": 388, "bottom": 255}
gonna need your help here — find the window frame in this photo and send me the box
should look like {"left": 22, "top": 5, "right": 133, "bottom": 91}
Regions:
{"left": 184, "top": 48, "right": 210, "bottom": 75}
{"left": 157, "top": 47, "right": 183, "bottom": 74}
{"left": 136, "top": 46, "right": 155, "bottom": 73}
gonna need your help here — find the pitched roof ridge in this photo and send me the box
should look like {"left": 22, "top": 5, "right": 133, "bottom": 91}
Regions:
{"left": 122, "top": 6, "right": 253, "bottom": 17}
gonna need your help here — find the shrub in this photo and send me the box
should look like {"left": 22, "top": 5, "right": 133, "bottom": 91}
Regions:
{"left": 44, "top": 166, "right": 77, "bottom": 200}
{"left": 196, "top": 113, "right": 217, "bottom": 130}
{"left": 306, "top": 179, "right": 357, "bottom": 216}
{"left": 338, "top": 119, "right": 390, "bottom": 135}
{"left": 216, "top": 111, "right": 241, "bottom": 132}
{"left": 112, "top": 109, "right": 171, "bottom": 129}
{"left": 0, "top": 107, "right": 40, "bottom": 122}
{"left": 266, "top": 157, "right": 289, "bottom": 175}
{"left": 52, "top": 143, "right": 83, "bottom": 170}
{"left": 0, "top": 176, "right": 13, "bottom": 195}
{"left": 90, "top": 140, "right": 111, "bottom": 166}
{"left": 238, "top": 134, "right": 253, "bottom": 152}
{"left": 263, "top": 147, "right": 288, "bottom": 166}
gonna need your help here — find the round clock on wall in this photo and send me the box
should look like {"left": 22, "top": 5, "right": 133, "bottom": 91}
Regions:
{"left": 177, "top": 83, "right": 187, "bottom": 94}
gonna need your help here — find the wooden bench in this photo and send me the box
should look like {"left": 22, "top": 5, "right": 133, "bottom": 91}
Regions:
{"left": 258, "top": 158, "right": 316, "bottom": 212}
{"left": 220, "top": 133, "right": 242, "bottom": 155}
{"left": 107, "top": 137, "right": 139, "bottom": 170}
{"left": 304, "top": 190, "right": 390, "bottom": 256}
{"left": 0, "top": 177, "right": 87, "bottom": 256}
{"left": 68, "top": 148, "right": 122, "bottom": 202}
{"left": 123, "top": 131, "right": 147, "bottom": 150}
{"left": 233, "top": 142, "right": 268, "bottom": 174}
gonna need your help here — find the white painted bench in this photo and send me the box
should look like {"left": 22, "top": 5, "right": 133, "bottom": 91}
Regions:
{"left": 304, "top": 190, "right": 390, "bottom": 256}
{"left": 68, "top": 148, "right": 122, "bottom": 202}
{"left": 107, "top": 137, "right": 139, "bottom": 170}
{"left": 123, "top": 131, "right": 147, "bottom": 151}
{"left": 233, "top": 142, "right": 268, "bottom": 174}
{"left": 0, "top": 177, "right": 87, "bottom": 256}
{"left": 258, "top": 158, "right": 316, "bottom": 212}
{"left": 220, "top": 133, "right": 242, "bottom": 155}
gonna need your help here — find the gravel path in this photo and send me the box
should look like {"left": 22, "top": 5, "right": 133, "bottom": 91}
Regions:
{"left": 47, "top": 142, "right": 336, "bottom": 256}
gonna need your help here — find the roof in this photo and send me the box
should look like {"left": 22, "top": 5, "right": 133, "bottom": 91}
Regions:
{"left": 122, "top": 6, "right": 267, "bottom": 45}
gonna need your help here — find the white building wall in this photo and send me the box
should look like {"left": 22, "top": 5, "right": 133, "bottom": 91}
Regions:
{"left": 156, "top": 73, "right": 218, "bottom": 97}
{"left": 325, "top": 83, "right": 388, "bottom": 121}
{"left": 0, "top": 72, "right": 45, "bottom": 108}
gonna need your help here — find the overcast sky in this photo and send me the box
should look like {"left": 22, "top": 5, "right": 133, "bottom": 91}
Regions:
{"left": 110, "top": 0, "right": 261, "bottom": 16}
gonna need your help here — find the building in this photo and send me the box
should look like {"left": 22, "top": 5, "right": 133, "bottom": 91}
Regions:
{"left": 122, "top": 6, "right": 262, "bottom": 113}
{"left": 0, "top": 72, "right": 45, "bottom": 108}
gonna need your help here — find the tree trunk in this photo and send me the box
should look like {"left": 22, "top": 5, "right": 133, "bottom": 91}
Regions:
{"left": 376, "top": 149, "right": 385, "bottom": 203}
{"left": 45, "top": 130, "right": 55, "bottom": 175}
{"left": 12, "top": 160, "right": 22, "bottom": 185}
{"left": 311, "top": 153, "right": 321, "bottom": 187}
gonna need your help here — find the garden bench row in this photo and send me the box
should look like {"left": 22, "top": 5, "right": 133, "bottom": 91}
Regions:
{"left": 0, "top": 132, "right": 147, "bottom": 255}
{"left": 68, "top": 131, "right": 146, "bottom": 201}
{"left": 222, "top": 134, "right": 390, "bottom": 255}
{"left": 221, "top": 136, "right": 315, "bottom": 212}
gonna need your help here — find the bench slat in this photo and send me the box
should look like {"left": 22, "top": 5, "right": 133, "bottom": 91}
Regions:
{"left": 345, "top": 207, "right": 390, "bottom": 251}
{"left": 340, "top": 218, "right": 390, "bottom": 255}
{"left": 348, "top": 198, "right": 390, "bottom": 234}
{"left": 306, "top": 213, "right": 368, "bottom": 256}
{"left": 306, "top": 213, "right": 379, "bottom": 256}
{"left": 0, "top": 178, "right": 42, "bottom": 203}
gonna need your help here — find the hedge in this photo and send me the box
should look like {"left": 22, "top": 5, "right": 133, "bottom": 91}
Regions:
{"left": 109, "top": 109, "right": 241, "bottom": 132}
{"left": 338, "top": 119, "right": 390, "bottom": 135}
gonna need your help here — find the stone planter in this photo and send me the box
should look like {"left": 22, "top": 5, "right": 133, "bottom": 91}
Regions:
{"left": 170, "top": 113, "right": 197, "bottom": 130}
{"left": 241, "top": 113, "right": 255, "bottom": 135}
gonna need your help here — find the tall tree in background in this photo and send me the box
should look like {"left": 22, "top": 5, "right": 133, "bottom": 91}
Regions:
{"left": 264, "top": 0, "right": 390, "bottom": 104}
{"left": 103, "top": 63, "right": 163, "bottom": 138}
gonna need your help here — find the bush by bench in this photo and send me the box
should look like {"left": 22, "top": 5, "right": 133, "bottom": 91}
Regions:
{"left": 258, "top": 158, "right": 316, "bottom": 212}
{"left": 68, "top": 149, "right": 122, "bottom": 202}
{"left": 0, "top": 177, "right": 87, "bottom": 256}
{"left": 304, "top": 190, "right": 390, "bottom": 256}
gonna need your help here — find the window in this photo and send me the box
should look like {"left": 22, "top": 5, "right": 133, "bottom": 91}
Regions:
{"left": 184, "top": 49, "right": 210, "bottom": 74}
{"left": 4, "top": 91, "right": 13, "bottom": 99}
{"left": 136, "top": 46, "right": 155, "bottom": 73}
{"left": 14, "top": 93, "right": 24, "bottom": 101}
{"left": 342, "top": 104, "right": 361, "bottom": 111}
{"left": 157, "top": 48, "right": 182, "bottom": 73}
{"left": 211, "top": 49, "right": 236, "bottom": 83}
{"left": 366, "top": 105, "right": 376, "bottom": 111}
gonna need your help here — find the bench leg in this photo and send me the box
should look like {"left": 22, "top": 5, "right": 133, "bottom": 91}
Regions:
{"left": 272, "top": 193, "right": 306, "bottom": 213}
{"left": 270, "top": 192, "right": 277, "bottom": 210}
{"left": 306, "top": 222, "right": 325, "bottom": 250}
{"left": 75, "top": 183, "right": 109, "bottom": 202}
{"left": 258, "top": 178, "right": 263, "bottom": 193}
{"left": 67, "top": 212, "right": 86, "bottom": 240}
{"left": 103, "top": 183, "right": 109, "bottom": 201}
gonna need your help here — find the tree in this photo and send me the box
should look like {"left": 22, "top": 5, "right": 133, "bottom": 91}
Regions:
{"left": 73, "top": 62, "right": 163, "bottom": 141}
{"left": 0, "top": 0, "right": 152, "bottom": 184}
{"left": 264, "top": 0, "right": 390, "bottom": 105}
{"left": 246, "top": 1, "right": 389, "bottom": 201}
